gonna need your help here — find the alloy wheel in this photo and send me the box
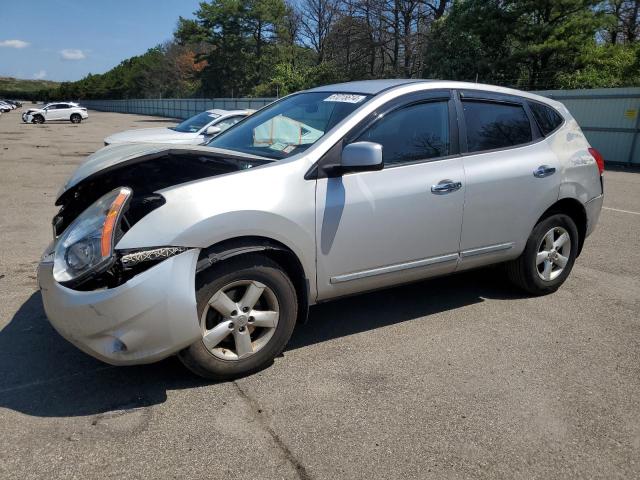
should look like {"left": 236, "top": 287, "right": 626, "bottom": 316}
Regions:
{"left": 536, "top": 226, "right": 571, "bottom": 281}
{"left": 200, "top": 280, "right": 279, "bottom": 360}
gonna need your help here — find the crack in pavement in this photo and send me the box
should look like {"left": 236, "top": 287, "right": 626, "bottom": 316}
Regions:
{"left": 233, "top": 381, "right": 312, "bottom": 480}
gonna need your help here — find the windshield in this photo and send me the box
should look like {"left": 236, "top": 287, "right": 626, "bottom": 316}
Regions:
{"left": 172, "top": 111, "right": 220, "bottom": 133}
{"left": 207, "top": 92, "right": 372, "bottom": 160}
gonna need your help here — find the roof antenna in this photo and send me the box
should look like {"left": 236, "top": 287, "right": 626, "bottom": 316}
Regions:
{"left": 475, "top": 73, "right": 479, "bottom": 84}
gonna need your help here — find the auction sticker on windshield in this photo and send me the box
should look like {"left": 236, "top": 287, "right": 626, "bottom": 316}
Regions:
{"left": 324, "top": 94, "right": 367, "bottom": 103}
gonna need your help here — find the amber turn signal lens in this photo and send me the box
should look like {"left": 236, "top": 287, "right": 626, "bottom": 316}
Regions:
{"left": 100, "top": 188, "right": 131, "bottom": 257}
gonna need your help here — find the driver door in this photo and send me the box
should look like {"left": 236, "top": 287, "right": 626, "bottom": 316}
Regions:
{"left": 42, "top": 104, "right": 55, "bottom": 120}
{"left": 315, "top": 93, "right": 465, "bottom": 300}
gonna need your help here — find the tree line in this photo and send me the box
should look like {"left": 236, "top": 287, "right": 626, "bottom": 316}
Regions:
{"left": 40, "top": 0, "right": 640, "bottom": 100}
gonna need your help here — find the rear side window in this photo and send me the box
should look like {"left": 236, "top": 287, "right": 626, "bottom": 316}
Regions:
{"left": 357, "top": 101, "right": 450, "bottom": 165}
{"left": 462, "top": 101, "right": 532, "bottom": 153}
{"left": 529, "top": 102, "right": 564, "bottom": 136}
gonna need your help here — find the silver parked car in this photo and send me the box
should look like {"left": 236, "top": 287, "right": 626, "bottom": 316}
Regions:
{"left": 103, "top": 109, "right": 251, "bottom": 146}
{"left": 38, "top": 80, "right": 604, "bottom": 379}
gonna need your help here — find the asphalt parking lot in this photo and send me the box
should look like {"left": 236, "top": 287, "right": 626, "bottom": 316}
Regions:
{"left": 0, "top": 106, "right": 639, "bottom": 479}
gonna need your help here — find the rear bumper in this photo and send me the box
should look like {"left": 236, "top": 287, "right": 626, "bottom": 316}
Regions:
{"left": 585, "top": 194, "right": 603, "bottom": 238}
{"left": 37, "top": 249, "right": 201, "bottom": 365}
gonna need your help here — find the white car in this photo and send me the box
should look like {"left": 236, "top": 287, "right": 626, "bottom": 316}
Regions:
{"left": 0, "top": 101, "right": 15, "bottom": 112}
{"left": 103, "top": 109, "right": 250, "bottom": 146}
{"left": 22, "top": 102, "right": 89, "bottom": 124}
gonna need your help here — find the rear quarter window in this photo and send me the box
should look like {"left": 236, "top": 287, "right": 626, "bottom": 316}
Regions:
{"left": 528, "top": 101, "right": 564, "bottom": 136}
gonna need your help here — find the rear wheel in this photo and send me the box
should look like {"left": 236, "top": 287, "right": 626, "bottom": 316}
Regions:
{"left": 506, "top": 214, "right": 579, "bottom": 295}
{"left": 70, "top": 113, "right": 82, "bottom": 124}
{"left": 33, "top": 114, "right": 45, "bottom": 124}
{"left": 179, "top": 254, "right": 298, "bottom": 380}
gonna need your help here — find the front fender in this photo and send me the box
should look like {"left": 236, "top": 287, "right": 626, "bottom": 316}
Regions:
{"left": 115, "top": 160, "right": 317, "bottom": 299}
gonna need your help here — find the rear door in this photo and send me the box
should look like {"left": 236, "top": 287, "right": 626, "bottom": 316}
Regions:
{"left": 456, "top": 90, "right": 561, "bottom": 270}
{"left": 315, "top": 91, "right": 466, "bottom": 300}
{"left": 45, "top": 104, "right": 64, "bottom": 120}
{"left": 55, "top": 103, "right": 72, "bottom": 121}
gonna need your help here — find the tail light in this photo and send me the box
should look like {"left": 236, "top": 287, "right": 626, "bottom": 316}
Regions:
{"left": 589, "top": 147, "right": 605, "bottom": 175}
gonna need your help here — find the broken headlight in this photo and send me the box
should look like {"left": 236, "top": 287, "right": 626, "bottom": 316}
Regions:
{"left": 53, "top": 187, "right": 131, "bottom": 285}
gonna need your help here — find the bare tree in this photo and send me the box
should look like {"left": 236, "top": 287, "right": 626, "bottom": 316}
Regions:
{"left": 296, "top": 0, "right": 449, "bottom": 78}
{"left": 623, "top": 0, "right": 639, "bottom": 42}
{"left": 299, "top": 0, "right": 341, "bottom": 63}
{"left": 604, "top": 0, "right": 640, "bottom": 43}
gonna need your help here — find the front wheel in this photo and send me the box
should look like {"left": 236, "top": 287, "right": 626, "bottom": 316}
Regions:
{"left": 179, "top": 254, "right": 298, "bottom": 380}
{"left": 70, "top": 113, "right": 82, "bottom": 124}
{"left": 506, "top": 213, "right": 579, "bottom": 295}
{"left": 32, "top": 114, "right": 45, "bottom": 124}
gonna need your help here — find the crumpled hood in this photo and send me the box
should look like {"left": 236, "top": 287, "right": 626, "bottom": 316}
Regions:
{"left": 104, "top": 127, "right": 200, "bottom": 144}
{"left": 55, "top": 143, "right": 269, "bottom": 203}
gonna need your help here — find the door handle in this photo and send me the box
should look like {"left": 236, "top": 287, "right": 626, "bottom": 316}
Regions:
{"left": 533, "top": 165, "right": 556, "bottom": 178}
{"left": 431, "top": 180, "right": 462, "bottom": 194}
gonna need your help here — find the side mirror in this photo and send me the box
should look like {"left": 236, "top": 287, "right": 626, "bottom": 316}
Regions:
{"left": 205, "top": 125, "right": 222, "bottom": 136}
{"left": 340, "top": 141, "right": 383, "bottom": 173}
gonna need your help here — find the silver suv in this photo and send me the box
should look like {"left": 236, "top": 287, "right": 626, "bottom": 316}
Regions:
{"left": 38, "top": 80, "right": 604, "bottom": 379}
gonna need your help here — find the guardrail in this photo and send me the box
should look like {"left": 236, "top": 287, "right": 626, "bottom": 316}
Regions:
{"left": 82, "top": 88, "right": 640, "bottom": 165}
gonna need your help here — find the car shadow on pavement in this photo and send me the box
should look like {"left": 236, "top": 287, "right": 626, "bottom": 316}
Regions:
{"left": 0, "top": 292, "right": 208, "bottom": 418}
{"left": 288, "top": 268, "right": 525, "bottom": 351}
{"left": 0, "top": 268, "right": 525, "bottom": 418}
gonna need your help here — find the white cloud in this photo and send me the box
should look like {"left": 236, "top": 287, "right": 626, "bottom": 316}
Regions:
{"left": 0, "top": 39, "right": 30, "bottom": 49}
{"left": 33, "top": 70, "right": 47, "bottom": 80}
{"left": 60, "top": 49, "right": 86, "bottom": 60}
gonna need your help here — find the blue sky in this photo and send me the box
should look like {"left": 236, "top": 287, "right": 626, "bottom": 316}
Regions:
{"left": 0, "top": 0, "right": 202, "bottom": 81}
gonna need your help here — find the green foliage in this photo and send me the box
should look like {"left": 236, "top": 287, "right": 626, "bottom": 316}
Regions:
{"left": 424, "top": 1, "right": 514, "bottom": 83}
{"left": 179, "top": 0, "right": 289, "bottom": 96}
{"left": 45, "top": 43, "right": 206, "bottom": 100}
{"left": 252, "top": 61, "right": 342, "bottom": 96}
{"left": 33, "top": 0, "right": 640, "bottom": 101}
{"left": 0, "top": 77, "right": 59, "bottom": 100}
{"left": 424, "top": 0, "right": 615, "bottom": 89}
{"left": 557, "top": 41, "right": 640, "bottom": 88}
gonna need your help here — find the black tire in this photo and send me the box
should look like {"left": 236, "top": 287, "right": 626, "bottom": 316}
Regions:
{"left": 506, "top": 213, "right": 579, "bottom": 295}
{"left": 33, "top": 114, "right": 45, "bottom": 124}
{"left": 70, "top": 113, "right": 82, "bottom": 124}
{"left": 179, "top": 254, "right": 298, "bottom": 380}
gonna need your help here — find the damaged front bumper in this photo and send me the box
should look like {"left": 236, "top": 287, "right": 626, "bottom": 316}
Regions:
{"left": 37, "top": 248, "right": 201, "bottom": 365}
